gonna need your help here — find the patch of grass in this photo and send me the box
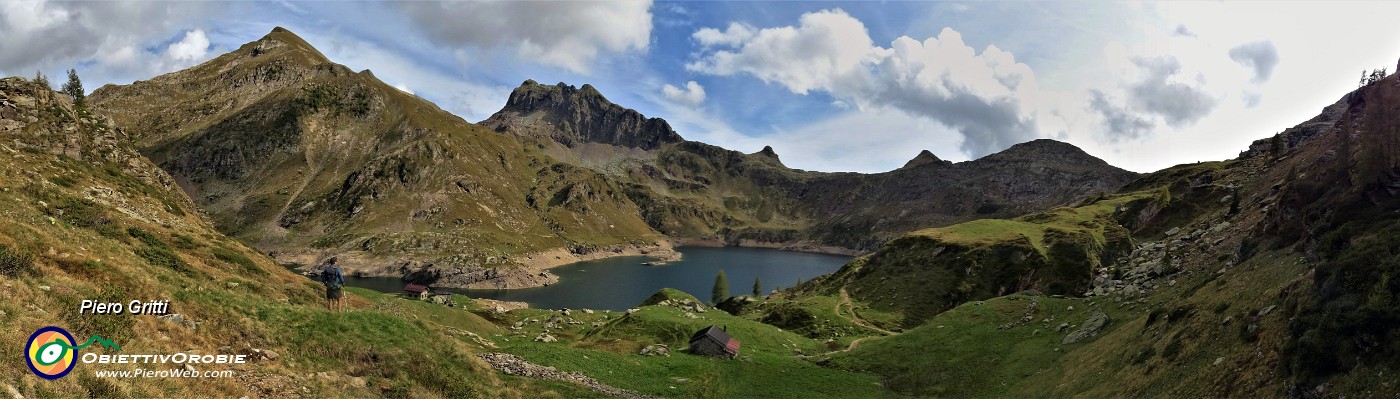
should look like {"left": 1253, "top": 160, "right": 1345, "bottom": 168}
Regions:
{"left": 1144, "top": 308, "right": 1165, "bottom": 328}
{"left": 1213, "top": 302, "right": 1230, "bottom": 314}
{"left": 45, "top": 194, "right": 124, "bottom": 238}
{"left": 1166, "top": 306, "right": 1194, "bottom": 324}
{"left": 1132, "top": 346, "right": 1157, "bottom": 365}
{"left": 497, "top": 302, "right": 892, "bottom": 398}
{"left": 211, "top": 246, "right": 265, "bottom": 276}
{"left": 0, "top": 243, "right": 37, "bottom": 278}
{"left": 128, "top": 227, "right": 168, "bottom": 249}
{"left": 170, "top": 233, "right": 200, "bottom": 250}
{"left": 830, "top": 294, "right": 1096, "bottom": 398}
{"left": 1161, "top": 335, "right": 1184, "bottom": 360}
{"left": 133, "top": 246, "right": 189, "bottom": 274}
{"left": 49, "top": 174, "right": 78, "bottom": 188}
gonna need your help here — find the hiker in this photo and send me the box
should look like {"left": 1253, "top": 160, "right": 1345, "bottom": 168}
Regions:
{"left": 320, "top": 257, "right": 346, "bottom": 312}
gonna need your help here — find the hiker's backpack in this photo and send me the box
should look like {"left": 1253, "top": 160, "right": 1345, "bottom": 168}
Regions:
{"left": 321, "top": 265, "right": 343, "bottom": 289}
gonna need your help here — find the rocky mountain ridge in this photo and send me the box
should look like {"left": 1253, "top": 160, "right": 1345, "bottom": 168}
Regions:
{"left": 483, "top": 81, "right": 1141, "bottom": 251}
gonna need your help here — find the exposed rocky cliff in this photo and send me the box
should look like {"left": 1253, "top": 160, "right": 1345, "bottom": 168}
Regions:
{"left": 482, "top": 80, "right": 683, "bottom": 150}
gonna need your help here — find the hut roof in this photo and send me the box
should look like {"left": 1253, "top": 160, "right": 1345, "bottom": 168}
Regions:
{"left": 403, "top": 283, "right": 429, "bottom": 293}
{"left": 689, "top": 325, "right": 740, "bottom": 356}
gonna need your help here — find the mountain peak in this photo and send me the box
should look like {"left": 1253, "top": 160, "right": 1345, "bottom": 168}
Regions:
{"left": 987, "top": 139, "right": 1101, "bottom": 163}
{"left": 753, "top": 145, "right": 785, "bottom": 166}
{"left": 248, "top": 26, "right": 328, "bottom": 62}
{"left": 485, "top": 81, "right": 683, "bottom": 150}
{"left": 900, "top": 150, "right": 946, "bottom": 169}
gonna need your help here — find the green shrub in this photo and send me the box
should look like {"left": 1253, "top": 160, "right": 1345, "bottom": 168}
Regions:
{"left": 170, "top": 233, "right": 199, "bottom": 250}
{"left": 0, "top": 244, "right": 37, "bottom": 278}
{"left": 49, "top": 175, "right": 77, "bottom": 188}
{"left": 212, "top": 247, "right": 265, "bottom": 276}
{"left": 1166, "top": 306, "right": 1194, "bottom": 324}
{"left": 48, "top": 196, "right": 122, "bottom": 235}
{"left": 1161, "top": 336, "right": 1184, "bottom": 360}
{"left": 127, "top": 228, "right": 167, "bottom": 249}
{"left": 1131, "top": 346, "right": 1156, "bottom": 364}
{"left": 133, "top": 246, "right": 188, "bottom": 273}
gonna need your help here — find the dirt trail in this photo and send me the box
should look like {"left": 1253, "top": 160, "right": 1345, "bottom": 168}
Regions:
{"left": 837, "top": 287, "right": 897, "bottom": 336}
{"left": 815, "top": 287, "right": 899, "bottom": 354}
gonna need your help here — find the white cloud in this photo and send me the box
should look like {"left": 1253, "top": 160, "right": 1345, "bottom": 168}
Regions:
{"left": 300, "top": 31, "right": 511, "bottom": 122}
{"left": 1228, "top": 41, "right": 1279, "bottom": 83}
{"left": 687, "top": 9, "right": 1047, "bottom": 157}
{"left": 0, "top": 1, "right": 219, "bottom": 88}
{"left": 692, "top": 22, "right": 755, "bottom": 47}
{"left": 661, "top": 81, "right": 705, "bottom": 108}
{"left": 166, "top": 29, "right": 210, "bottom": 63}
{"left": 397, "top": 1, "right": 653, "bottom": 74}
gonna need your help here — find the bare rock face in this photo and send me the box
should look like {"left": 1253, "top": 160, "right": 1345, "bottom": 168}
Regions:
{"left": 1062, "top": 309, "right": 1110, "bottom": 344}
{"left": 900, "top": 150, "right": 949, "bottom": 169}
{"left": 484, "top": 80, "right": 683, "bottom": 150}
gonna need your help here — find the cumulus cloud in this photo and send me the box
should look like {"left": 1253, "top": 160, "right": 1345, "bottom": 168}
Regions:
{"left": 1089, "top": 54, "right": 1219, "bottom": 141}
{"left": 661, "top": 81, "right": 705, "bottom": 108}
{"left": 1088, "top": 90, "right": 1154, "bottom": 141}
{"left": 687, "top": 9, "right": 1043, "bottom": 157}
{"left": 393, "top": 83, "right": 415, "bottom": 95}
{"left": 165, "top": 29, "right": 210, "bottom": 63}
{"left": 693, "top": 22, "right": 755, "bottom": 47}
{"left": 1172, "top": 24, "right": 1195, "bottom": 37}
{"left": 1228, "top": 41, "right": 1279, "bottom": 83}
{"left": 1127, "top": 55, "right": 1217, "bottom": 128}
{"left": 397, "top": 1, "right": 652, "bottom": 74}
{"left": 0, "top": 1, "right": 216, "bottom": 75}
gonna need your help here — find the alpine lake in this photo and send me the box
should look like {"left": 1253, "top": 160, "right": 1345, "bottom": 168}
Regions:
{"left": 313, "top": 247, "right": 851, "bottom": 311}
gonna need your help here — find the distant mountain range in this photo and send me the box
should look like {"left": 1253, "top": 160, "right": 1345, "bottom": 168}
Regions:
{"left": 88, "top": 27, "right": 1137, "bottom": 289}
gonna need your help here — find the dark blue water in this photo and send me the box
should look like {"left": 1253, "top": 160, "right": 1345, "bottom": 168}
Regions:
{"left": 327, "top": 246, "right": 851, "bottom": 311}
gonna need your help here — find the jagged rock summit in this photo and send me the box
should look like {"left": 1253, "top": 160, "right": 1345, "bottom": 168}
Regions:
{"left": 484, "top": 80, "right": 684, "bottom": 150}
{"left": 901, "top": 149, "right": 948, "bottom": 169}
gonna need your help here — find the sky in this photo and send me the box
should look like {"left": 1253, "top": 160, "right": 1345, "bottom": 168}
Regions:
{"left": 3, "top": 1, "right": 1399, "bottom": 173}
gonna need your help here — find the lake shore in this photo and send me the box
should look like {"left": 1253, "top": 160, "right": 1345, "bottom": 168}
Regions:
{"left": 276, "top": 238, "right": 860, "bottom": 291}
{"left": 669, "top": 238, "right": 865, "bottom": 257}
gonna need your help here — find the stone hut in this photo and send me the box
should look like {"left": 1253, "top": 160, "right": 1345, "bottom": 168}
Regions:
{"left": 403, "top": 283, "right": 430, "bottom": 300}
{"left": 688, "top": 325, "right": 740, "bottom": 358}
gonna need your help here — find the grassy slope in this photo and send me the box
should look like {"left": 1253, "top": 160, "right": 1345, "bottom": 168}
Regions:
{"left": 88, "top": 28, "right": 662, "bottom": 269}
{"left": 826, "top": 250, "right": 1316, "bottom": 398}
{"left": 0, "top": 77, "right": 595, "bottom": 398}
{"left": 815, "top": 191, "right": 1148, "bottom": 328}
{"left": 484, "top": 298, "right": 893, "bottom": 398}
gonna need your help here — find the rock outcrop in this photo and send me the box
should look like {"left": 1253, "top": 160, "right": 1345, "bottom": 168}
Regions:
{"left": 483, "top": 81, "right": 683, "bottom": 150}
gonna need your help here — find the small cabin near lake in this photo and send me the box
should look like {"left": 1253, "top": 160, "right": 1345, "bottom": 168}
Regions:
{"left": 403, "top": 283, "right": 430, "bottom": 300}
{"left": 689, "top": 325, "right": 740, "bottom": 358}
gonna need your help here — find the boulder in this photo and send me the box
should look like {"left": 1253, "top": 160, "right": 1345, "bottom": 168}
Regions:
{"left": 639, "top": 344, "right": 670, "bottom": 357}
{"left": 1062, "top": 310, "right": 1111, "bottom": 344}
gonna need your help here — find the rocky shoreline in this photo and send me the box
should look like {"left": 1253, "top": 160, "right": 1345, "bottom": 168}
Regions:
{"left": 275, "top": 238, "right": 858, "bottom": 291}
{"left": 274, "top": 241, "right": 682, "bottom": 290}
{"left": 670, "top": 237, "right": 865, "bottom": 257}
